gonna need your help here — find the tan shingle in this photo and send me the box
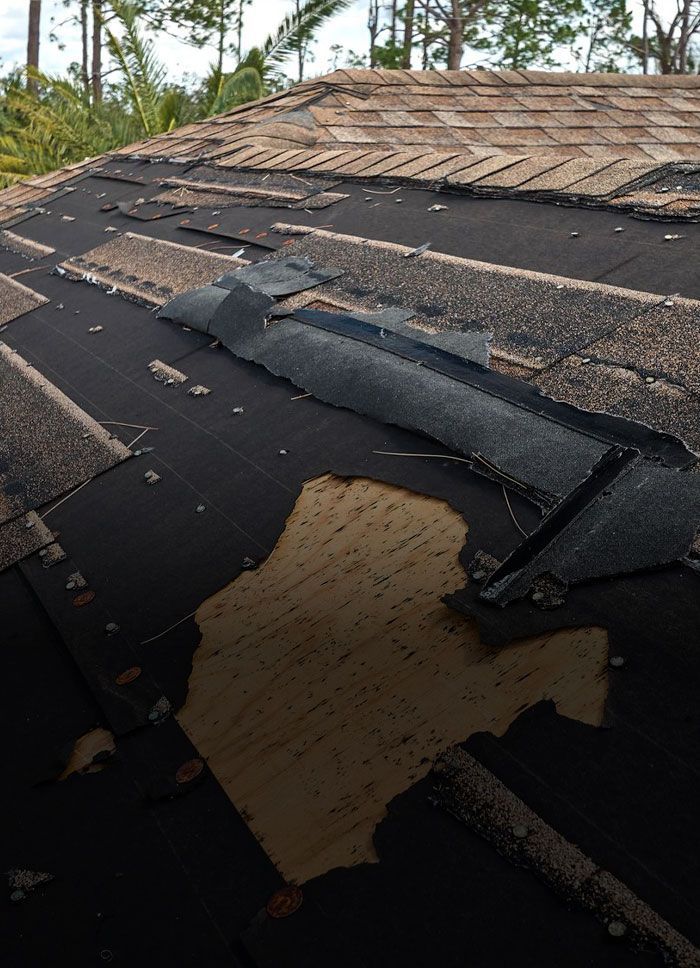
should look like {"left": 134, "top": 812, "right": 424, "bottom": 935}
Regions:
{"left": 446, "top": 154, "right": 526, "bottom": 186}
{"left": 472, "top": 156, "right": 569, "bottom": 189}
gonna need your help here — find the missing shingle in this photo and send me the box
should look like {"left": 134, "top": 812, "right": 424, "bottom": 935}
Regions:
{"left": 178, "top": 474, "right": 609, "bottom": 884}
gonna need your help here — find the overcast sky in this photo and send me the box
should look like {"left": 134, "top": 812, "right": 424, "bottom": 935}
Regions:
{"left": 0, "top": 0, "right": 674, "bottom": 84}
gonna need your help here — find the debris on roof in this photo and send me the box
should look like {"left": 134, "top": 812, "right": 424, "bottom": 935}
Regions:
{"left": 0, "top": 511, "right": 54, "bottom": 573}
{"left": 1, "top": 67, "right": 699, "bottom": 968}
{"left": 148, "top": 359, "right": 188, "bottom": 385}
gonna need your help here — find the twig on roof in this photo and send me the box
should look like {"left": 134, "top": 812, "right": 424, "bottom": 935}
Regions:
{"left": 289, "top": 173, "right": 314, "bottom": 187}
{"left": 372, "top": 450, "right": 472, "bottom": 465}
{"left": 472, "top": 451, "right": 523, "bottom": 488}
{"left": 41, "top": 479, "right": 91, "bottom": 519}
{"left": 100, "top": 420, "right": 159, "bottom": 430}
{"left": 126, "top": 427, "right": 149, "bottom": 449}
{"left": 9, "top": 266, "right": 46, "bottom": 278}
{"left": 291, "top": 392, "right": 312, "bottom": 400}
{"left": 363, "top": 187, "right": 402, "bottom": 195}
{"left": 140, "top": 609, "right": 198, "bottom": 645}
{"left": 502, "top": 485, "right": 529, "bottom": 539}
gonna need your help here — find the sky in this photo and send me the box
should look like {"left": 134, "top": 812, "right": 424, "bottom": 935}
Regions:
{"left": 0, "top": 0, "right": 677, "bottom": 84}
{"left": 0, "top": 0, "right": 371, "bottom": 82}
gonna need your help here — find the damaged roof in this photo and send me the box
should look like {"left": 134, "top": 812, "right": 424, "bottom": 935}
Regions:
{"left": 1, "top": 68, "right": 699, "bottom": 968}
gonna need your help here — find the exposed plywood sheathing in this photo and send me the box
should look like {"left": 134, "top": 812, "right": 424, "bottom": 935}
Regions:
{"left": 58, "top": 728, "right": 116, "bottom": 780}
{"left": 178, "top": 474, "right": 609, "bottom": 884}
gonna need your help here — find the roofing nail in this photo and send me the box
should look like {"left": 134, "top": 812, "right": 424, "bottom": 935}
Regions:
{"left": 195, "top": 503, "right": 206, "bottom": 513}
{"left": 609, "top": 655, "right": 625, "bottom": 668}
{"left": 232, "top": 406, "right": 245, "bottom": 414}
{"left": 663, "top": 298, "right": 674, "bottom": 307}
{"left": 144, "top": 470, "right": 160, "bottom": 485}
{"left": 175, "top": 758, "right": 204, "bottom": 784}
{"left": 645, "top": 376, "right": 655, "bottom": 385}
{"left": 72, "top": 590, "right": 96, "bottom": 607}
{"left": 664, "top": 233, "right": 683, "bottom": 241}
{"left": 614, "top": 226, "right": 625, "bottom": 233}
{"left": 428, "top": 204, "right": 448, "bottom": 212}
{"left": 115, "top": 667, "right": 141, "bottom": 686}
{"left": 88, "top": 325, "right": 103, "bottom": 334}
{"left": 279, "top": 449, "right": 288, "bottom": 455}
{"left": 105, "top": 622, "right": 120, "bottom": 635}
{"left": 512, "top": 824, "right": 529, "bottom": 839}
{"left": 266, "top": 885, "right": 303, "bottom": 919}
{"left": 607, "top": 921, "right": 627, "bottom": 939}
{"left": 241, "top": 557, "right": 257, "bottom": 570}
{"left": 570, "top": 231, "right": 579, "bottom": 238}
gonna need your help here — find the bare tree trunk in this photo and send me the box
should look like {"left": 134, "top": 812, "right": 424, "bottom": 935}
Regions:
{"left": 402, "top": 0, "right": 415, "bottom": 68}
{"left": 368, "top": 0, "right": 378, "bottom": 66}
{"left": 679, "top": 0, "right": 691, "bottom": 73}
{"left": 27, "top": 0, "right": 42, "bottom": 93}
{"left": 237, "top": 0, "right": 244, "bottom": 63}
{"left": 218, "top": 0, "right": 226, "bottom": 77}
{"left": 296, "top": 0, "right": 305, "bottom": 82}
{"left": 447, "top": 0, "right": 463, "bottom": 70}
{"left": 641, "top": 0, "right": 649, "bottom": 73}
{"left": 80, "top": 0, "right": 90, "bottom": 98}
{"left": 92, "top": 0, "right": 102, "bottom": 103}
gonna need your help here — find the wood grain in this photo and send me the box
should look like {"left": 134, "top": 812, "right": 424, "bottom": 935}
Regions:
{"left": 178, "top": 475, "right": 608, "bottom": 883}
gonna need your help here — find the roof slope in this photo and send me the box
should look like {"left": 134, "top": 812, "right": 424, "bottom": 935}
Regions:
{"left": 3, "top": 68, "right": 700, "bottom": 219}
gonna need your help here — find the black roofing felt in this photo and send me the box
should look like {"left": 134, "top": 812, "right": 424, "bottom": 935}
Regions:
{"left": 3, "top": 158, "right": 700, "bottom": 966}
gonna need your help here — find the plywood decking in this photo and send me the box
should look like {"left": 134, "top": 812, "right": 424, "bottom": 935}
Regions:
{"left": 178, "top": 475, "right": 609, "bottom": 883}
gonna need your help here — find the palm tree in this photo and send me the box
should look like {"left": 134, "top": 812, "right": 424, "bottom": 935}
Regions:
{"left": 0, "top": 0, "right": 353, "bottom": 185}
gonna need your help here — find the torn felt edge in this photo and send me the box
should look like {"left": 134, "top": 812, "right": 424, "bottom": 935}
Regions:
{"left": 292, "top": 308, "right": 694, "bottom": 469}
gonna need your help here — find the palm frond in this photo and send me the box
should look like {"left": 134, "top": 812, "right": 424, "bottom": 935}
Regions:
{"left": 260, "top": 0, "right": 354, "bottom": 70}
{"left": 103, "top": 0, "right": 165, "bottom": 136}
{"left": 208, "top": 68, "right": 264, "bottom": 115}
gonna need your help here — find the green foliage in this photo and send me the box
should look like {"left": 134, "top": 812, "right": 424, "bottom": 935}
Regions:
{"left": 475, "top": 0, "right": 584, "bottom": 70}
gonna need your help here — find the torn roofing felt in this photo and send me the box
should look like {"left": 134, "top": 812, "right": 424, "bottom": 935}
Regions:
{"left": 157, "top": 248, "right": 700, "bottom": 597}
{"left": 473, "top": 447, "right": 700, "bottom": 606}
